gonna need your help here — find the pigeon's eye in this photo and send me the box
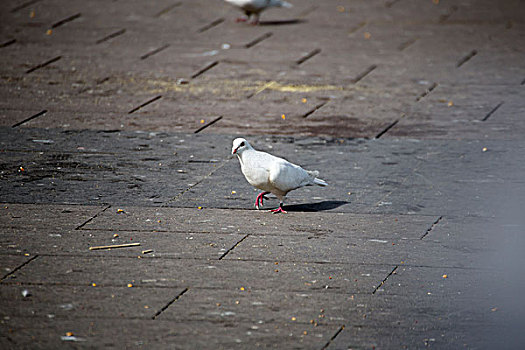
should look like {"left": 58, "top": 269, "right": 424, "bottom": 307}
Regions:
{"left": 240, "top": 142, "right": 245, "bottom": 147}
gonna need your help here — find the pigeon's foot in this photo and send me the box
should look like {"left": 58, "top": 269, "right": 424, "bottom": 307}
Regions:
{"left": 249, "top": 14, "right": 260, "bottom": 25}
{"left": 255, "top": 191, "right": 270, "bottom": 210}
{"left": 270, "top": 206, "right": 287, "bottom": 214}
{"left": 235, "top": 17, "right": 248, "bottom": 22}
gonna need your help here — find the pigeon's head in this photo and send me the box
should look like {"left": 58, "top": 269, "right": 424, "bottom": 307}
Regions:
{"left": 232, "top": 138, "right": 251, "bottom": 155}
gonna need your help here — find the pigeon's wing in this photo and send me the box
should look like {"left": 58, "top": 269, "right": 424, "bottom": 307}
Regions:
{"left": 225, "top": 0, "right": 291, "bottom": 11}
{"left": 225, "top": 0, "right": 267, "bottom": 11}
{"left": 270, "top": 0, "right": 293, "bottom": 8}
{"left": 224, "top": 0, "right": 252, "bottom": 7}
{"left": 268, "top": 159, "right": 312, "bottom": 193}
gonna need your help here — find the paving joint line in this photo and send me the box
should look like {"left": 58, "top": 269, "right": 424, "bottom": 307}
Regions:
{"left": 321, "top": 324, "right": 345, "bottom": 350}
{"left": 140, "top": 44, "right": 170, "bottom": 60}
{"left": 96, "top": 29, "right": 126, "bottom": 44}
{"left": 128, "top": 95, "right": 162, "bottom": 114}
{"left": 1, "top": 255, "right": 39, "bottom": 282}
{"left": 197, "top": 18, "right": 224, "bottom": 33}
{"left": 75, "top": 205, "right": 111, "bottom": 230}
{"left": 51, "top": 13, "right": 81, "bottom": 29}
{"left": 245, "top": 32, "right": 273, "bottom": 48}
{"left": 416, "top": 82, "right": 438, "bottom": 102}
{"left": 152, "top": 288, "right": 189, "bottom": 319}
{"left": 375, "top": 118, "right": 400, "bottom": 139}
{"left": 26, "top": 56, "right": 62, "bottom": 74}
{"left": 0, "top": 39, "right": 16, "bottom": 48}
{"left": 351, "top": 65, "right": 377, "bottom": 84}
{"left": 154, "top": 2, "right": 182, "bottom": 18}
{"left": 456, "top": 49, "right": 478, "bottom": 68}
{"left": 191, "top": 60, "right": 219, "bottom": 79}
{"left": 420, "top": 216, "right": 443, "bottom": 239}
{"left": 219, "top": 234, "right": 250, "bottom": 260}
{"left": 372, "top": 265, "right": 398, "bottom": 294}
{"left": 12, "top": 110, "right": 47, "bottom": 128}
{"left": 295, "top": 48, "right": 321, "bottom": 65}
{"left": 10, "top": 0, "right": 42, "bottom": 13}
{"left": 302, "top": 102, "right": 327, "bottom": 118}
{"left": 194, "top": 116, "right": 223, "bottom": 133}
{"left": 481, "top": 101, "right": 503, "bottom": 121}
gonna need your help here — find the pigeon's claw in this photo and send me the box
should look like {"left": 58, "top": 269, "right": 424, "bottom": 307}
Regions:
{"left": 270, "top": 206, "right": 287, "bottom": 214}
{"left": 255, "top": 191, "right": 270, "bottom": 210}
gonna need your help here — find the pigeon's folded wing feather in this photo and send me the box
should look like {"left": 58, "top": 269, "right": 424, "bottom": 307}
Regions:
{"left": 269, "top": 160, "right": 312, "bottom": 192}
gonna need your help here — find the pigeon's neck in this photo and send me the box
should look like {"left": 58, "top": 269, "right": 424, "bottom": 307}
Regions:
{"left": 237, "top": 148, "right": 255, "bottom": 165}
{"left": 236, "top": 153, "right": 244, "bottom": 166}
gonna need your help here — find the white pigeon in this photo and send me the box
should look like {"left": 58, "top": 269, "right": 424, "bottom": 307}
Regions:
{"left": 224, "top": 0, "right": 293, "bottom": 24}
{"left": 232, "top": 138, "right": 327, "bottom": 213}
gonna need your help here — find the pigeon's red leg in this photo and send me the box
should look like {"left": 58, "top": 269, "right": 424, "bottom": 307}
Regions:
{"left": 255, "top": 191, "right": 269, "bottom": 209}
{"left": 270, "top": 203, "right": 287, "bottom": 214}
{"left": 249, "top": 14, "right": 260, "bottom": 25}
{"left": 235, "top": 17, "right": 248, "bottom": 22}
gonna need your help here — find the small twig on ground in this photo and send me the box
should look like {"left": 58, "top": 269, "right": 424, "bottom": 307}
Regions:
{"left": 89, "top": 243, "right": 140, "bottom": 250}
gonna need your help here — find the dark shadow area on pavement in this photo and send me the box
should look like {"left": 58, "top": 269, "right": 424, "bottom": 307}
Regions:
{"left": 284, "top": 200, "right": 349, "bottom": 212}
{"left": 259, "top": 19, "right": 306, "bottom": 26}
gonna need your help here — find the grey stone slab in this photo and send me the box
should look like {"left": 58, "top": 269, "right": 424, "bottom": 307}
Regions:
{"left": 83, "top": 206, "right": 438, "bottom": 239}
{"left": 0, "top": 203, "right": 104, "bottom": 231}
{"left": 0, "top": 284, "right": 186, "bottom": 319}
{"left": 376, "top": 265, "right": 493, "bottom": 297}
{"left": 7, "top": 255, "right": 394, "bottom": 294}
{"left": 327, "top": 323, "right": 500, "bottom": 350}
{"left": 224, "top": 234, "right": 497, "bottom": 269}
{"left": 0, "top": 127, "right": 229, "bottom": 159}
{"left": 0, "top": 228, "right": 245, "bottom": 260}
{"left": 371, "top": 264, "right": 525, "bottom": 347}
{"left": 373, "top": 180, "right": 525, "bottom": 218}
{"left": 0, "top": 128, "right": 231, "bottom": 205}
{"left": 320, "top": 291, "right": 504, "bottom": 348}
{"left": 0, "top": 316, "right": 339, "bottom": 349}
{"left": 159, "top": 287, "right": 356, "bottom": 325}
{"left": 0, "top": 149, "right": 214, "bottom": 205}
{"left": 224, "top": 235, "right": 420, "bottom": 266}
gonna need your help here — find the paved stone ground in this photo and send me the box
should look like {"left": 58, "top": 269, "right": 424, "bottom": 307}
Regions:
{"left": 1, "top": 0, "right": 525, "bottom": 349}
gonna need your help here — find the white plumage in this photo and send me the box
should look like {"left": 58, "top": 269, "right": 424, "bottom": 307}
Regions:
{"left": 232, "top": 138, "right": 327, "bottom": 213}
{"left": 224, "top": 0, "right": 293, "bottom": 24}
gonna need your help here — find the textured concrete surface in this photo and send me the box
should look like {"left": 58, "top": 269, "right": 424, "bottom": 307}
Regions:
{"left": 1, "top": 0, "right": 525, "bottom": 349}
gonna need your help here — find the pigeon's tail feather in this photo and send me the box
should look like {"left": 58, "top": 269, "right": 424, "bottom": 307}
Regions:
{"left": 276, "top": 0, "right": 293, "bottom": 8}
{"left": 307, "top": 170, "right": 327, "bottom": 186}
{"left": 313, "top": 178, "right": 328, "bottom": 186}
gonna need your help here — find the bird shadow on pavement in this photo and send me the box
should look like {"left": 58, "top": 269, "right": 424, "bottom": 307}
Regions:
{"left": 284, "top": 200, "right": 349, "bottom": 212}
{"left": 259, "top": 19, "right": 306, "bottom": 26}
